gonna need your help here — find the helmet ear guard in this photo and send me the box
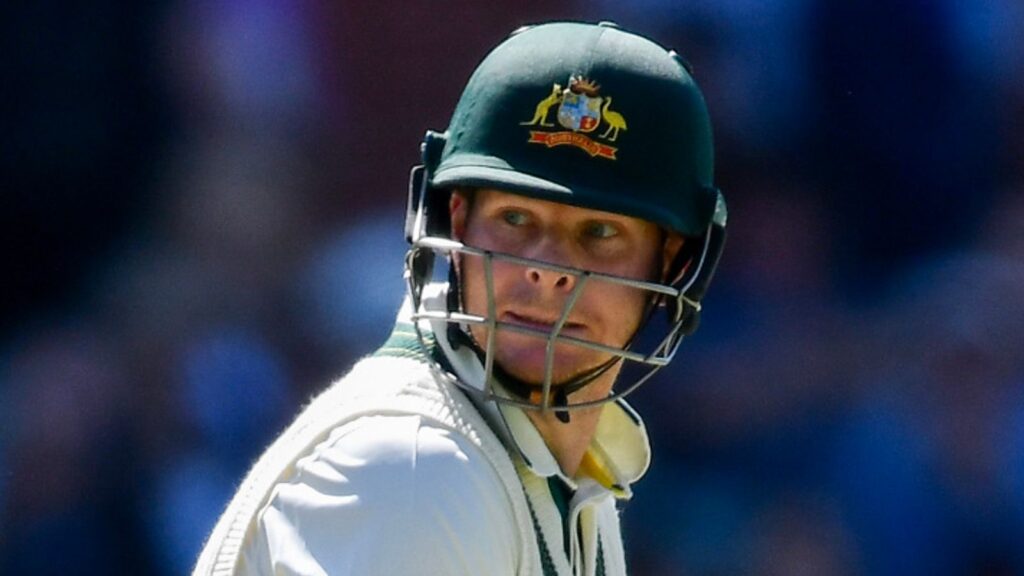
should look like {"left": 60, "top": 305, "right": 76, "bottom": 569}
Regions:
{"left": 405, "top": 130, "right": 451, "bottom": 310}
{"left": 670, "top": 190, "right": 728, "bottom": 336}
{"left": 405, "top": 130, "right": 450, "bottom": 244}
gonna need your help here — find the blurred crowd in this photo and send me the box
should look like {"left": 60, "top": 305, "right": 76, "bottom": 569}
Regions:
{"left": 2, "top": 1, "right": 1022, "bottom": 574}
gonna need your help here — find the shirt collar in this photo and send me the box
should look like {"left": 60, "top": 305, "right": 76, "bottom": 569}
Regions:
{"left": 497, "top": 397, "right": 650, "bottom": 498}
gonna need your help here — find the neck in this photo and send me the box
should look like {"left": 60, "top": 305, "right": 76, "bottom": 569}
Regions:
{"left": 523, "top": 366, "right": 619, "bottom": 478}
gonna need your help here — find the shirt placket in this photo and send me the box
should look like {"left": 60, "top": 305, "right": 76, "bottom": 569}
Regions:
{"left": 567, "top": 480, "right": 609, "bottom": 576}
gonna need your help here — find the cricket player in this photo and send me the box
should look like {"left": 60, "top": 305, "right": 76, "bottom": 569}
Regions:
{"left": 194, "top": 21, "right": 727, "bottom": 576}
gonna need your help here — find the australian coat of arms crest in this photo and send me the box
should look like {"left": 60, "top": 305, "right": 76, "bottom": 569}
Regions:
{"left": 521, "top": 75, "right": 626, "bottom": 160}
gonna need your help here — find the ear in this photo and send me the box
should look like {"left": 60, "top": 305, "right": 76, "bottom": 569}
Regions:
{"left": 449, "top": 190, "right": 469, "bottom": 241}
{"left": 661, "top": 232, "right": 686, "bottom": 283}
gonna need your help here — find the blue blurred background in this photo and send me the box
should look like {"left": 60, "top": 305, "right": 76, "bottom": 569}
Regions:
{"left": 2, "top": 1, "right": 1023, "bottom": 574}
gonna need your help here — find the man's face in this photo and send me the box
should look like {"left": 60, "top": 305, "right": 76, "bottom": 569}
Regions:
{"left": 450, "top": 188, "right": 680, "bottom": 386}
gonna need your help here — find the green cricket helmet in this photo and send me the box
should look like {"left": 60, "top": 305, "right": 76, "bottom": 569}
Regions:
{"left": 405, "top": 21, "right": 727, "bottom": 414}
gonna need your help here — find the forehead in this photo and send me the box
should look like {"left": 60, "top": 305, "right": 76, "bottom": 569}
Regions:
{"left": 471, "top": 188, "right": 654, "bottom": 226}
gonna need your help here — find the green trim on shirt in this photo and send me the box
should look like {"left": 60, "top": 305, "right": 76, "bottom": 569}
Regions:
{"left": 373, "top": 323, "right": 434, "bottom": 362}
{"left": 523, "top": 493, "right": 560, "bottom": 576}
{"left": 547, "top": 476, "right": 574, "bottom": 560}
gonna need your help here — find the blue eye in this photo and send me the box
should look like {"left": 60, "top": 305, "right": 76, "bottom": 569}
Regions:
{"left": 502, "top": 210, "right": 529, "bottom": 226}
{"left": 585, "top": 222, "right": 619, "bottom": 239}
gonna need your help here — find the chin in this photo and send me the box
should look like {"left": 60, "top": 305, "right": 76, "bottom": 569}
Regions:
{"left": 492, "top": 334, "right": 608, "bottom": 386}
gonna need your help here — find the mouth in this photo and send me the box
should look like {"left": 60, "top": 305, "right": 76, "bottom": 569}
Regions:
{"left": 500, "top": 311, "right": 587, "bottom": 336}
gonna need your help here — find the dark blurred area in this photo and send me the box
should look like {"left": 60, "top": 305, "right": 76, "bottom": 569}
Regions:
{"left": 1, "top": 1, "right": 1021, "bottom": 574}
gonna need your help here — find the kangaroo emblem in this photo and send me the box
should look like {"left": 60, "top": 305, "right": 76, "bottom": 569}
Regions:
{"left": 521, "top": 84, "right": 562, "bottom": 127}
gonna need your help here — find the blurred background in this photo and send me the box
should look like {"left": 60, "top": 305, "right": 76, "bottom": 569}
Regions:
{"left": 2, "top": 0, "right": 1022, "bottom": 574}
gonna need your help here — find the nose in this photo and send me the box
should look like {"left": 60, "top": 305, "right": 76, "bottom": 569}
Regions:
{"left": 525, "top": 264, "right": 576, "bottom": 291}
{"left": 522, "top": 237, "right": 578, "bottom": 292}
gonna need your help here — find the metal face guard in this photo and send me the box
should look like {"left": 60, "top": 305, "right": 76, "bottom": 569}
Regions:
{"left": 406, "top": 236, "right": 690, "bottom": 413}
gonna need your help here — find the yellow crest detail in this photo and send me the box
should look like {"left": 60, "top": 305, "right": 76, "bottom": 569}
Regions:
{"left": 522, "top": 75, "right": 627, "bottom": 160}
